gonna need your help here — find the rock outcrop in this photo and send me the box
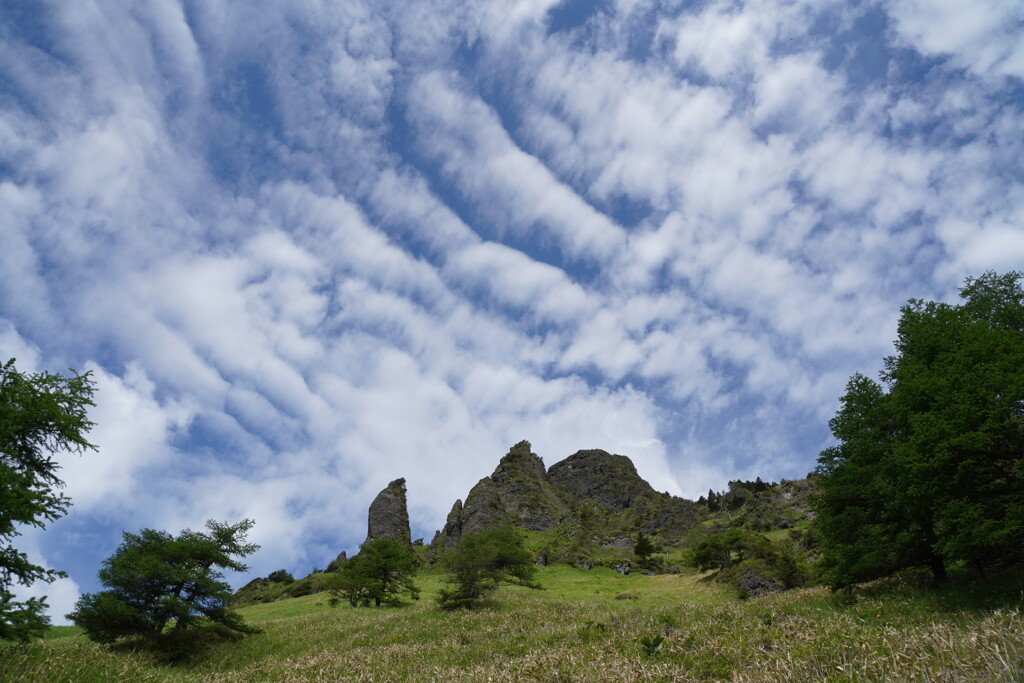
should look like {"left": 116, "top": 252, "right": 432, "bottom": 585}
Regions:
{"left": 365, "top": 478, "right": 411, "bottom": 546}
{"left": 489, "top": 441, "right": 568, "bottom": 531}
{"left": 547, "top": 449, "right": 655, "bottom": 511}
{"left": 428, "top": 442, "right": 698, "bottom": 559}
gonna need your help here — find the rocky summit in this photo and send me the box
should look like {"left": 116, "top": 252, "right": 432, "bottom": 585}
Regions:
{"left": 429, "top": 441, "right": 698, "bottom": 556}
{"left": 546, "top": 449, "right": 655, "bottom": 511}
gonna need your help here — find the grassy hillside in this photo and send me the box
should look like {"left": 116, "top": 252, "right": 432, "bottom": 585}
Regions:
{"left": 3, "top": 565, "right": 1022, "bottom": 681}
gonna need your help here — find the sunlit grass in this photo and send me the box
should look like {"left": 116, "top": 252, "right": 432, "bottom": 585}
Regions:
{"left": 3, "top": 566, "right": 1022, "bottom": 681}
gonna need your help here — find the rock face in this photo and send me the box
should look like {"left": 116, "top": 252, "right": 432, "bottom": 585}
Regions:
{"left": 326, "top": 551, "right": 348, "bottom": 573}
{"left": 487, "top": 441, "right": 568, "bottom": 531}
{"left": 429, "top": 442, "right": 698, "bottom": 557}
{"left": 547, "top": 449, "right": 655, "bottom": 511}
{"left": 365, "top": 478, "right": 411, "bottom": 546}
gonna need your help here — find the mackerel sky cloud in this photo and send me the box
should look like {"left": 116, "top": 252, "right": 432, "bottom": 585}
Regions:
{"left": 1, "top": 0, "right": 1022, "bottom": 622}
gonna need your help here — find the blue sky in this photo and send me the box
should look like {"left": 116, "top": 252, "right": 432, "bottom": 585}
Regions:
{"left": 2, "top": 0, "right": 1022, "bottom": 622}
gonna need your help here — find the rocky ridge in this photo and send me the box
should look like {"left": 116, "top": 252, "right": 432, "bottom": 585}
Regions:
{"left": 428, "top": 441, "right": 698, "bottom": 561}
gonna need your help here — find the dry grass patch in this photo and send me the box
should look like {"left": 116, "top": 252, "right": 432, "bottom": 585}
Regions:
{"left": 2, "top": 568, "right": 1021, "bottom": 682}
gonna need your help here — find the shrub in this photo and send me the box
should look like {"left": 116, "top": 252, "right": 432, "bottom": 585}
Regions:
{"left": 437, "top": 527, "right": 541, "bottom": 610}
{"left": 326, "top": 537, "right": 419, "bottom": 607}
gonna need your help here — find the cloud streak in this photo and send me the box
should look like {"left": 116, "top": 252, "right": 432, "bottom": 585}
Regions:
{"left": 0, "top": 0, "right": 1021, "bottom": 622}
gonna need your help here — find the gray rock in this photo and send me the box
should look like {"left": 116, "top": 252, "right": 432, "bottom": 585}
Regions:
{"left": 735, "top": 569, "right": 784, "bottom": 598}
{"left": 489, "top": 441, "right": 569, "bottom": 531}
{"left": 547, "top": 449, "right": 655, "bottom": 511}
{"left": 461, "top": 476, "right": 512, "bottom": 537}
{"left": 326, "top": 551, "right": 348, "bottom": 573}
{"left": 365, "top": 478, "right": 411, "bottom": 546}
{"left": 602, "top": 536, "right": 633, "bottom": 550}
{"left": 611, "top": 561, "right": 632, "bottom": 575}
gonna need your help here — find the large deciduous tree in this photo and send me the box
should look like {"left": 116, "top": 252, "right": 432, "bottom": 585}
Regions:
{"left": 68, "top": 519, "right": 260, "bottom": 643}
{"left": 816, "top": 272, "right": 1024, "bottom": 588}
{"left": 0, "top": 359, "right": 96, "bottom": 642}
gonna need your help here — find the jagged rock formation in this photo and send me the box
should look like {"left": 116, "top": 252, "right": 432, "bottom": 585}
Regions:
{"left": 365, "top": 478, "right": 411, "bottom": 546}
{"left": 326, "top": 551, "right": 347, "bottom": 572}
{"left": 429, "top": 441, "right": 698, "bottom": 560}
{"left": 490, "top": 441, "right": 568, "bottom": 530}
{"left": 547, "top": 449, "right": 655, "bottom": 511}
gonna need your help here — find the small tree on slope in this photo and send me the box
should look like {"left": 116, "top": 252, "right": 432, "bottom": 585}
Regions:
{"left": 68, "top": 519, "right": 260, "bottom": 644}
{"left": 328, "top": 537, "right": 419, "bottom": 607}
{"left": 437, "top": 527, "right": 540, "bottom": 610}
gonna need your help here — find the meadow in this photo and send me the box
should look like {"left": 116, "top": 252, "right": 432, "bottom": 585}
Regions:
{"left": 2, "top": 565, "right": 1022, "bottom": 682}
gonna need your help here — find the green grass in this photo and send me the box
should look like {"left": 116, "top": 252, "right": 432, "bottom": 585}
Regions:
{"left": 3, "top": 566, "right": 1022, "bottom": 682}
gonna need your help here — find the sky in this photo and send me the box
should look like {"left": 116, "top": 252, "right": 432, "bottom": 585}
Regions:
{"left": 2, "top": 0, "right": 1023, "bottom": 624}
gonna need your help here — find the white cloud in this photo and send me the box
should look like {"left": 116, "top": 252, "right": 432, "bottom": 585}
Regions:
{"left": 7, "top": 537, "right": 82, "bottom": 627}
{"left": 60, "top": 363, "right": 195, "bottom": 512}
{"left": 1, "top": 0, "right": 1021, "bottom": 595}
{"left": 406, "top": 70, "right": 628, "bottom": 261}
{"left": 887, "top": 0, "right": 1024, "bottom": 80}
{"left": 445, "top": 241, "right": 593, "bottom": 322}
{"left": 0, "top": 321, "right": 41, "bottom": 372}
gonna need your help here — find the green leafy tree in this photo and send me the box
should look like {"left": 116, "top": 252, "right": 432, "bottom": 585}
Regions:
{"left": 634, "top": 532, "right": 657, "bottom": 571}
{"left": 437, "top": 527, "right": 540, "bottom": 610}
{"left": 67, "top": 519, "right": 260, "bottom": 643}
{"left": 816, "top": 272, "right": 1024, "bottom": 588}
{"left": 1, "top": 359, "right": 96, "bottom": 642}
{"left": 692, "top": 529, "right": 808, "bottom": 589}
{"left": 327, "top": 537, "right": 419, "bottom": 607}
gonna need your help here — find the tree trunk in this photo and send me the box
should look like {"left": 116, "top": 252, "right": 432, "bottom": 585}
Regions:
{"left": 930, "top": 552, "right": 947, "bottom": 582}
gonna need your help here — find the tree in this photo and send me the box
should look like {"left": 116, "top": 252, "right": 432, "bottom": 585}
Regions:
{"left": 816, "top": 272, "right": 1024, "bottom": 588}
{"left": 634, "top": 532, "right": 657, "bottom": 571}
{"left": 67, "top": 519, "right": 260, "bottom": 644}
{"left": 1, "top": 359, "right": 96, "bottom": 642}
{"left": 692, "top": 529, "right": 809, "bottom": 590}
{"left": 327, "top": 537, "right": 419, "bottom": 607}
{"left": 437, "top": 527, "right": 540, "bottom": 610}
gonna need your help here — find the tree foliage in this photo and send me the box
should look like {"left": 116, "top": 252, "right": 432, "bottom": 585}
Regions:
{"left": 327, "top": 537, "right": 419, "bottom": 607}
{"left": 0, "top": 359, "right": 96, "bottom": 642}
{"left": 692, "top": 529, "right": 809, "bottom": 590}
{"left": 68, "top": 519, "right": 260, "bottom": 644}
{"left": 437, "top": 527, "right": 540, "bottom": 610}
{"left": 816, "top": 272, "right": 1024, "bottom": 588}
{"left": 634, "top": 532, "right": 657, "bottom": 571}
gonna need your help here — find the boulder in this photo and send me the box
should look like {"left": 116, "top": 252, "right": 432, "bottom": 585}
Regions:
{"left": 735, "top": 569, "right": 784, "bottom": 598}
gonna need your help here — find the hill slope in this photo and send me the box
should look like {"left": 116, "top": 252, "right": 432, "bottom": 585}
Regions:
{"left": 6, "top": 566, "right": 1023, "bottom": 681}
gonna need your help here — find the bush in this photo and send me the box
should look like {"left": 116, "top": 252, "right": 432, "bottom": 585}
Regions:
{"left": 267, "top": 569, "right": 294, "bottom": 583}
{"left": 326, "top": 537, "right": 419, "bottom": 608}
{"left": 437, "top": 527, "right": 541, "bottom": 610}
